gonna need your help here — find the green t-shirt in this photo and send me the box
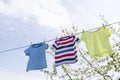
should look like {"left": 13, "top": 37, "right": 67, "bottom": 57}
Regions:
{"left": 80, "top": 27, "right": 114, "bottom": 58}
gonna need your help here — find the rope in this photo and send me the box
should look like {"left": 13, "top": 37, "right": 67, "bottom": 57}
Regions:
{"left": 0, "top": 21, "right": 120, "bottom": 53}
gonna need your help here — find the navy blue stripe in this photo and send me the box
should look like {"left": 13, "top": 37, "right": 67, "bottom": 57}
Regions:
{"left": 55, "top": 42, "right": 76, "bottom": 50}
{"left": 55, "top": 47, "right": 76, "bottom": 54}
{"left": 55, "top": 55, "right": 77, "bottom": 63}
{"left": 76, "top": 38, "right": 79, "bottom": 42}
{"left": 52, "top": 44, "right": 57, "bottom": 49}
{"left": 56, "top": 59, "right": 78, "bottom": 66}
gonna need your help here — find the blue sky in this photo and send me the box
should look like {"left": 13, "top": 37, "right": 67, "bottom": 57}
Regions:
{"left": 0, "top": 0, "right": 120, "bottom": 80}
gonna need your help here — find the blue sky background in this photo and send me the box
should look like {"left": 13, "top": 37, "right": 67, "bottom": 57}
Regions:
{"left": 0, "top": 0, "right": 120, "bottom": 80}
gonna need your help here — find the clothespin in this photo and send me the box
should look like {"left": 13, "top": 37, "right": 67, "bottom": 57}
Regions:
{"left": 102, "top": 24, "right": 105, "bottom": 28}
{"left": 44, "top": 39, "right": 46, "bottom": 43}
{"left": 44, "top": 39, "right": 49, "bottom": 48}
{"left": 82, "top": 29, "right": 85, "bottom": 32}
{"left": 70, "top": 32, "right": 74, "bottom": 37}
{"left": 56, "top": 36, "right": 58, "bottom": 40}
{"left": 30, "top": 42, "right": 33, "bottom": 45}
{"left": 71, "top": 32, "right": 73, "bottom": 36}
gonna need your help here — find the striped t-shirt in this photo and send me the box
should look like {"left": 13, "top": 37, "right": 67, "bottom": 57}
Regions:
{"left": 52, "top": 35, "right": 79, "bottom": 66}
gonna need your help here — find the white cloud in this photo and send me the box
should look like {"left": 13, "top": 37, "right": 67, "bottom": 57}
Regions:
{"left": 1, "top": 0, "right": 120, "bottom": 30}
{"left": 59, "top": 0, "right": 120, "bottom": 29}
{"left": 0, "top": 0, "right": 72, "bottom": 28}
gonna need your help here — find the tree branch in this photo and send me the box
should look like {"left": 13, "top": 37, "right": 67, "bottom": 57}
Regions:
{"left": 62, "top": 65, "right": 72, "bottom": 80}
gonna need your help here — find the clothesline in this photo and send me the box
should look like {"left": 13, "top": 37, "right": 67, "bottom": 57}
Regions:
{"left": 0, "top": 21, "right": 120, "bottom": 54}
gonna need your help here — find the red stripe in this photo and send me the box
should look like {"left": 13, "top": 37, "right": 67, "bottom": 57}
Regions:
{"left": 59, "top": 36, "right": 70, "bottom": 40}
{"left": 55, "top": 51, "right": 77, "bottom": 59}
{"left": 57, "top": 36, "right": 75, "bottom": 45}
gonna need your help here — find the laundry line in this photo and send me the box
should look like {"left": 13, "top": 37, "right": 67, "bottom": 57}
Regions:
{"left": 0, "top": 21, "right": 120, "bottom": 54}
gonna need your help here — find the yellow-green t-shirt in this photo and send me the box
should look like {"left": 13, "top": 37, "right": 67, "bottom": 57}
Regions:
{"left": 80, "top": 27, "right": 114, "bottom": 58}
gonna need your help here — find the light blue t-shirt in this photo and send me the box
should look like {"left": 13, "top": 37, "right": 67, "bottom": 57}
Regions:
{"left": 25, "top": 43, "right": 48, "bottom": 72}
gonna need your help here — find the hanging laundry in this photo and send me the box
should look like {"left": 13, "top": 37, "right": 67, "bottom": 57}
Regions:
{"left": 24, "top": 42, "right": 48, "bottom": 72}
{"left": 80, "top": 27, "right": 114, "bottom": 58}
{"left": 52, "top": 35, "right": 79, "bottom": 67}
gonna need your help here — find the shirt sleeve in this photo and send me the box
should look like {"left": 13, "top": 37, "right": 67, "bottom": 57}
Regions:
{"left": 104, "top": 27, "right": 113, "bottom": 37}
{"left": 24, "top": 47, "right": 31, "bottom": 56}
{"left": 45, "top": 44, "right": 49, "bottom": 49}
{"left": 80, "top": 32, "right": 85, "bottom": 41}
{"left": 75, "top": 36, "right": 80, "bottom": 43}
{"left": 51, "top": 41, "right": 57, "bottom": 51}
